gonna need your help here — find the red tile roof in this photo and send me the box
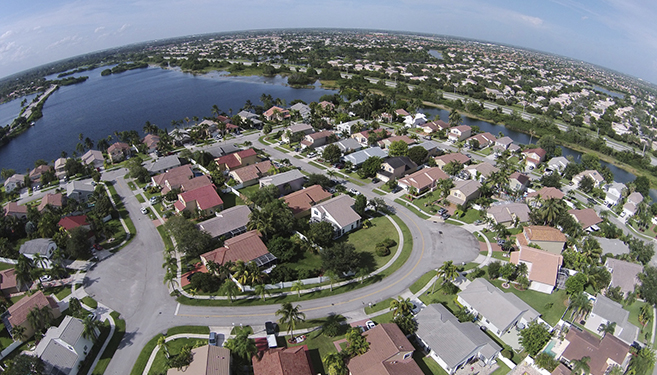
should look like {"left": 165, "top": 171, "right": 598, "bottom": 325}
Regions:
{"left": 346, "top": 324, "right": 423, "bottom": 375}
{"left": 283, "top": 185, "right": 333, "bottom": 215}
{"left": 4, "top": 202, "right": 27, "bottom": 217}
{"left": 58, "top": 215, "right": 89, "bottom": 231}
{"left": 178, "top": 185, "right": 223, "bottom": 211}
{"left": 215, "top": 148, "right": 257, "bottom": 170}
{"left": 523, "top": 225, "right": 566, "bottom": 243}
{"left": 201, "top": 230, "right": 269, "bottom": 266}
{"left": 252, "top": 346, "right": 313, "bottom": 375}
{"left": 561, "top": 329, "right": 630, "bottom": 375}
{"left": 38, "top": 193, "right": 64, "bottom": 212}
{"left": 7, "top": 291, "right": 59, "bottom": 328}
{"left": 0, "top": 269, "right": 18, "bottom": 291}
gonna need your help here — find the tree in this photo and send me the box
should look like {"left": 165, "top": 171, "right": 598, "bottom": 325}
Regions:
{"left": 82, "top": 315, "right": 102, "bottom": 342}
{"left": 307, "top": 221, "right": 335, "bottom": 247}
{"left": 221, "top": 279, "right": 239, "bottom": 302}
{"left": 322, "top": 144, "right": 342, "bottom": 164}
{"left": 449, "top": 109, "right": 462, "bottom": 127}
{"left": 5, "top": 354, "right": 44, "bottom": 375}
{"left": 487, "top": 261, "right": 502, "bottom": 279}
{"left": 627, "top": 347, "right": 655, "bottom": 375}
{"left": 263, "top": 123, "right": 272, "bottom": 134}
{"left": 569, "top": 292, "right": 593, "bottom": 321}
{"left": 15, "top": 255, "right": 34, "bottom": 289}
{"left": 224, "top": 326, "right": 257, "bottom": 362}
{"left": 570, "top": 356, "right": 591, "bottom": 375}
{"left": 639, "top": 266, "right": 657, "bottom": 306}
{"left": 408, "top": 146, "right": 428, "bottom": 165}
{"left": 324, "top": 270, "right": 339, "bottom": 291}
{"left": 634, "top": 176, "right": 651, "bottom": 198}
{"left": 437, "top": 260, "right": 459, "bottom": 286}
{"left": 10, "top": 325, "right": 26, "bottom": 342}
{"left": 354, "top": 194, "right": 367, "bottom": 216}
{"left": 598, "top": 321, "right": 616, "bottom": 336}
{"left": 388, "top": 140, "right": 408, "bottom": 157}
{"left": 254, "top": 283, "right": 270, "bottom": 302}
{"left": 639, "top": 304, "right": 653, "bottom": 328}
{"left": 392, "top": 313, "right": 418, "bottom": 335}
{"left": 247, "top": 199, "right": 295, "bottom": 240}
{"left": 578, "top": 175, "right": 595, "bottom": 194}
{"left": 321, "top": 242, "right": 360, "bottom": 275}
{"left": 389, "top": 296, "right": 413, "bottom": 318}
{"left": 369, "top": 197, "right": 387, "bottom": 213}
{"left": 443, "top": 160, "right": 463, "bottom": 176}
{"left": 291, "top": 280, "right": 305, "bottom": 297}
{"left": 565, "top": 272, "right": 588, "bottom": 296}
{"left": 359, "top": 156, "right": 382, "bottom": 178}
{"left": 344, "top": 327, "right": 370, "bottom": 357}
{"left": 534, "top": 352, "right": 560, "bottom": 372}
{"left": 276, "top": 302, "right": 306, "bottom": 339}
{"left": 519, "top": 320, "right": 551, "bottom": 356}
{"left": 66, "top": 227, "right": 92, "bottom": 259}
{"left": 164, "top": 216, "right": 217, "bottom": 257}
{"left": 304, "top": 173, "right": 333, "bottom": 190}
{"left": 321, "top": 314, "right": 347, "bottom": 337}
{"left": 537, "top": 135, "right": 559, "bottom": 159}
{"left": 267, "top": 236, "right": 298, "bottom": 262}
{"left": 324, "top": 352, "right": 348, "bottom": 375}
{"left": 157, "top": 335, "right": 170, "bottom": 358}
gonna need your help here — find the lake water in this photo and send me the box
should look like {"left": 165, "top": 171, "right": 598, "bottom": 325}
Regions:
{"left": 591, "top": 85, "right": 624, "bottom": 99}
{"left": 0, "top": 66, "right": 336, "bottom": 173}
{"left": 428, "top": 50, "right": 443, "bottom": 60}
{"left": 0, "top": 94, "right": 38, "bottom": 128}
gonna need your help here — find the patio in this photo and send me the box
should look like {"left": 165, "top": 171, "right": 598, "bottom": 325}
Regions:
{"left": 454, "top": 359, "right": 499, "bottom": 375}
{"left": 500, "top": 327, "right": 522, "bottom": 351}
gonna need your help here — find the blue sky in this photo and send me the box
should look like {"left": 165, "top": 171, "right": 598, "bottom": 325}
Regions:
{"left": 1, "top": 0, "right": 656, "bottom": 84}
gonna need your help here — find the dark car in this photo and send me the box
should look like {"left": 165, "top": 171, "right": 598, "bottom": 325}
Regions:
{"left": 497, "top": 239, "right": 506, "bottom": 246}
{"left": 372, "top": 178, "right": 380, "bottom": 184}
{"left": 265, "top": 321, "right": 277, "bottom": 335}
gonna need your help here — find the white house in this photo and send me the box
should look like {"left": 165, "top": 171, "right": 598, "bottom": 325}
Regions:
{"left": 3, "top": 174, "right": 25, "bottom": 193}
{"left": 336, "top": 119, "right": 368, "bottom": 135}
{"left": 403, "top": 113, "right": 427, "bottom": 128}
{"left": 35, "top": 316, "right": 94, "bottom": 375}
{"left": 310, "top": 195, "right": 361, "bottom": 237}
{"left": 622, "top": 192, "right": 643, "bottom": 217}
{"left": 583, "top": 295, "right": 639, "bottom": 345}
{"left": 448, "top": 125, "right": 472, "bottom": 142}
{"left": 572, "top": 170, "right": 605, "bottom": 189}
{"left": 546, "top": 156, "right": 569, "bottom": 175}
{"left": 605, "top": 182, "right": 626, "bottom": 207}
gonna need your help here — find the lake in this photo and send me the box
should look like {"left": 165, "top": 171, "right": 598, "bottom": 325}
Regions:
{"left": 428, "top": 50, "right": 443, "bottom": 60}
{"left": 0, "top": 93, "right": 38, "bottom": 128}
{"left": 0, "top": 66, "right": 336, "bottom": 173}
{"left": 591, "top": 85, "right": 624, "bottom": 99}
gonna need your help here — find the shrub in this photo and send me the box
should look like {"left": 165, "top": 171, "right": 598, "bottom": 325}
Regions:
{"left": 501, "top": 348, "right": 513, "bottom": 359}
{"left": 376, "top": 245, "right": 391, "bottom": 257}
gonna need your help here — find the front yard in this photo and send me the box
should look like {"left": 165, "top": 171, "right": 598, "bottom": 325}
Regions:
{"left": 487, "top": 279, "right": 568, "bottom": 327}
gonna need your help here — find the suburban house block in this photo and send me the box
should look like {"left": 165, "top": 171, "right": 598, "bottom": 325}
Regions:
{"left": 19, "top": 238, "right": 57, "bottom": 260}
{"left": 259, "top": 169, "right": 305, "bottom": 195}
{"left": 300, "top": 130, "right": 333, "bottom": 149}
{"left": 81, "top": 150, "right": 105, "bottom": 169}
{"left": 107, "top": 142, "right": 132, "bottom": 163}
{"left": 568, "top": 208, "right": 603, "bottom": 231}
{"left": 3, "top": 291, "right": 61, "bottom": 339}
{"left": 198, "top": 205, "right": 251, "bottom": 239}
{"left": 465, "top": 162, "right": 499, "bottom": 182}
{"left": 434, "top": 153, "right": 471, "bottom": 169}
{"left": 317, "top": 137, "right": 361, "bottom": 154}
{"left": 403, "top": 113, "right": 427, "bottom": 127}
{"left": 416, "top": 304, "right": 502, "bottom": 375}
{"left": 525, "top": 187, "right": 564, "bottom": 207}
{"left": 351, "top": 129, "right": 389, "bottom": 146}
{"left": 521, "top": 148, "right": 546, "bottom": 169}
{"left": 557, "top": 328, "right": 631, "bottom": 375}
{"left": 416, "top": 141, "right": 442, "bottom": 157}
{"left": 29, "top": 164, "right": 54, "bottom": 183}
{"left": 376, "top": 156, "right": 418, "bottom": 182}
{"left": 547, "top": 156, "right": 569, "bottom": 174}
{"left": 516, "top": 225, "right": 566, "bottom": 254}
{"left": 180, "top": 175, "right": 213, "bottom": 193}
{"left": 229, "top": 160, "right": 273, "bottom": 188}
{"left": 420, "top": 120, "right": 450, "bottom": 134}
{"left": 289, "top": 102, "right": 311, "bottom": 119}
{"left": 510, "top": 246, "right": 563, "bottom": 294}
{"left": 493, "top": 136, "right": 514, "bottom": 153}
{"left": 263, "top": 106, "right": 290, "bottom": 121}
{"left": 604, "top": 182, "right": 626, "bottom": 207}
{"left": 200, "top": 230, "right": 276, "bottom": 269}
{"left": 486, "top": 203, "right": 530, "bottom": 227}
{"left": 466, "top": 132, "right": 496, "bottom": 148}
{"left": 152, "top": 165, "right": 194, "bottom": 194}
{"left": 448, "top": 180, "right": 481, "bottom": 206}
{"left": 237, "top": 110, "right": 263, "bottom": 127}
{"left": 458, "top": 278, "right": 540, "bottom": 336}
{"left": 66, "top": 179, "right": 96, "bottom": 203}
{"left": 398, "top": 167, "right": 448, "bottom": 193}
{"left": 38, "top": 193, "right": 65, "bottom": 212}
{"left": 4, "top": 173, "right": 25, "bottom": 193}
{"left": 572, "top": 170, "right": 605, "bottom": 189}
{"left": 310, "top": 195, "right": 361, "bottom": 237}
{"left": 604, "top": 258, "right": 643, "bottom": 297}
{"left": 622, "top": 192, "right": 643, "bottom": 217}
{"left": 174, "top": 185, "right": 224, "bottom": 216}
{"left": 35, "top": 316, "right": 93, "bottom": 375}
{"left": 346, "top": 323, "right": 423, "bottom": 375}
{"left": 143, "top": 133, "right": 160, "bottom": 152}
{"left": 336, "top": 119, "right": 368, "bottom": 135}
{"left": 448, "top": 125, "right": 472, "bottom": 142}
{"left": 4, "top": 202, "right": 28, "bottom": 219}
{"left": 583, "top": 295, "right": 639, "bottom": 345}
{"left": 342, "top": 147, "right": 388, "bottom": 167}
{"left": 54, "top": 157, "right": 67, "bottom": 179}
{"left": 252, "top": 346, "right": 313, "bottom": 375}
{"left": 378, "top": 135, "right": 416, "bottom": 149}
{"left": 508, "top": 172, "right": 530, "bottom": 192}
{"left": 282, "top": 123, "right": 314, "bottom": 142}
{"left": 283, "top": 185, "right": 332, "bottom": 217}
{"left": 0, "top": 268, "right": 27, "bottom": 296}
{"left": 215, "top": 148, "right": 259, "bottom": 172}
{"left": 145, "top": 155, "right": 182, "bottom": 175}
{"left": 168, "top": 345, "right": 231, "bottom": 375}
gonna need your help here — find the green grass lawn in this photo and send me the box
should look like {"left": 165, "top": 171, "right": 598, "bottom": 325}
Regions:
{"left": 45, "top": 285, "right": 72, "bottom": 300}
{"left": 419, "top": 289, "right": 461, "bottom": 313}
{"left": 459, "top": 208, "right": 482, "bottom": 224}
{"left": 365, "top": 297, "right": 394, "bottom": 314}
{"left": 492, "top": 358, "right": 512, "bottom": 375}
{"left": 401, "top": 191, "right": 444, "bottom": 215}
{"left": 285, "top": 329, "right": 346, "bottom": 374}
{"left": 166, "top": 325, "right": 210, "bottom": 336}
{"left": 135, "top": 194, "right": 145, "bottom": 203}
{"left": 239, "top": 184, "right": 261, "bottom": 200}
{"left": 82, "top": 296, "right": 98, "bottom": 309}
{"left": 157, "top": 226, "right": 175, "bottom": 253}
{"left": 219, "top": 191, "right": 245, "bottom": 209}
{"left": 395, "top": 198, "right": 432, "bottom": 218}
{"left": 0, "top": 262, "right": 14, "bottom": 271}
{"left": 127, "top": 182, "right": 137, "bottom": 190}
{"left": 488, "top": 279, "right": 568, "bottom": 327}
{"left": 626, "top": 300, "right": 653, "bottom": 344}
{"left": 480, "top": 250, "right": 510, "bottom": 261}
{"left": 78, "top": 321, "right": 111, "bottom": 375}
{"left": 149, "top": 338, "right": 205, "bottom": 375}
{"left": 410, "top": 270, "right": 437, "bottom": 294}
{"left": 93, "top": 312, "right": 125, "bottom": 375}
{"left": 416, "top": 349, "right": 450, "bottom": 375}
{"left": 373, "top": 188, "right": 387, "bottom": 196}
{"left": 343, "top": 215, "right": 398, "bottom": 270}
{"left": 308, "top": 161, "right": 327, "bottom": 170}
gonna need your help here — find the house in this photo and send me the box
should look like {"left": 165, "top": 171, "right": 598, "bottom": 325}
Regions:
{"left": 318, "top": 101, "right": 335, "bottom": 111}
{"left": 58, "top": 215, "right": 91, "bottom": 231}
{"left": 448, "top": 180, "right": 481, "bottom": 206}
{"left": 198, "top": 205, "right": 251, "bottom": 239}
{"left": 29, "top": 164, "right": 54, "bottom": 183}
{"left": 351, "top": 129, "right": 389, "bottom": 146}
{"left": 448, "top": 125, "right": 472, "bottom": 142}
{"left": 458, "top": 278, "right": 540, "bottom": 336}
{"left": 605, "top": 258, "right": 643, "bottom": 297}
{"left": 81, "top": 150, "right": 105, "bottom": 169}
{"left": 378, "top": 135, "right": 416, "bottom": 149}
{"left": 346, "top": 323, "right": 423, "bottom": 375}
{"left": 521, "top": 148, "right": 547, "bottom": 169}
{"left": 572, "top": 170, "right": 605, "bottom": 189}
{"left": 229, "top": 160, "right": 273, "bottom": 188}
{"left": 466, "top": 132, "right": 497, "bottom": 149}
{"left": 509, "top": 172, "right": 530, "bottom": 192}
{"left": 568, "top": 208, "right": 603, "bottom": 231}
{"left": 416, "top": 304, "right": 501, "bottom": 375}
{"left": 283, "top": 185, "right": 332, "bottom": 217}
{"left": 66, "top": 179, "right": 96, "bottom": 203}
{"left": 486, "top": 203, "right": 531, "bottom": 227}
{"left": 3, "top": 290, "right": 61, "bottom": 339}
{"left": 259, "top": 169, "right": 305, "bottom": 195}
{"left": 516, "top": 226, "right": 566, "bottom": 254}
{"left": 145, "top": 155, "right": 182, "bottom": 175}
{"left": 604, "top": 182, "right": 626, "bottom": 207}
{"left": 317, "top": 138, "right": 362, "bottom": 154}
{"left": 169, "top": 129, "right": 191, "bottom": 145}
{"left": 434, "top": 153, "right": 471, "bottom": 169}
{"left": 174, "top": 185, "right": 224, "bottom": 216}
{"left": 3, "top": 173, "right": 25, "bottom": 193}
{"left": 493, "top": 136, "right": 514, "bottom": 152}
{"left": 200, "top": 230, "right": 276, "bottom": 269}
{"left": 342, "top": 147, "right": 388, "bottom": 167}
{"left": 54, "top": 157, "right": 68, "bottom": 179}
{"left": 238, "top": 110, "right": 263, "bottom": 127}
{"left": 547, "top": 156, "right": 570, "bottom": 174}
{"left": 282, "top": 123, "right": 314, "bottom": 142}
{"left": 403, "top": 113, "right": 427, "bottom": 127}
{"left": 510, "top": 246, "right": 563, "bottom": 294}
{"left": 35, "top": 316, "right": 94, "bottom": 375}
{"left": 263, "top": 106, "right": 290, "bottom": 121}
{"left": 215, "top": 148, "right": 259, "bottom": 172}
{"left": 336, "top": 119, "right": 368, "bottom": 135}
{"left": 143, "top": 134, "right": 160, "bottom": 152}
{"left": 557, "top": 328, "right": 631, "bottom": 375}
{"left": 38, "top": 193, "right": 65, "bottom": 212}
{"left": 310, "top": 195, "right": 361, "bottom": 237}
{"left": 152, "top": 165, "right": 194, "bottom": 194}
{"left": 168, "top": 345, "right": 231, "bottom": 375}
{"left": 4, "top": 202, "right": 27, "bottom": 219}
{"left": 376, "top": 156, "right": 418, "bottom": 182}
{"left": 598, "top": 238, "right": 631, "bottom": 257}
{"left": 289, "top": 102, "right": 312, "bottom": 119}
{"left": 395, "top": 108, "right": 410, "bottom": 117}
{"left": 420, "top": 120, "right": 450, "bottom": 134}
{"left": 300, "top": 130, "right": 333, "bottom": 149}
{"left": 0, "top": 268, "right": 27, "bottom": 296}
{"left": 525, "top": 187, "right": 564, "bottom": 207}
{"left": 464, "top": 162, "right": 499, "bottom": 182}
{"left": 19, "top": 238, "right": 57, "bottom": 259}
{"left": 107, "top": 142, "right": 132, "bottom": 163}
{"left": 206, "top": 144, "right": 241, "bottom": 158}
{"left": 583, "top": 295, "right": 639, "bottom": 345}
{"left": 177, "top": 174, "right": 212, "bottom": 194}
{"left": 398, "top": 167, "right": 448, "bottom": 193}
{"left": 622, "top": 192, "right": 643, "bottom": 217}
{"left": 252, "top": 346, "right": 313, "bottom": 375}
{"left": 415, "top": 141, "right": 442, "bottom": 157}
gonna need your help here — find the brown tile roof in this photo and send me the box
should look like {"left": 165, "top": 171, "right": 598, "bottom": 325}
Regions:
{"left": 523, "top": 225, "right": 566, "bottom": 243}
{"left": 230, "top": 160, "right": 273, "bottom": 184}
{"left": 57, "top": 215, "right": 89, "bottom": 231}
{"left": 167, "top": 345, "right": 231, "bottom": 375}
{"left": 29, "top": 165, "right": 53, "bottom": 179}
{"left": 7, "top": 291, "right": 59, "bottom": 328}
{"left": 4, "top": 202, "right": 27, "bottom": 216}
{"left": 398, "top": 167, "right": 448, "bottom": 191}
{"left": 181, "top": 175, "right": 213, "bottom": 192}
{"left": 252, "top": 346, "right": 313, "bottom": 375}
{"left": 143, "top": 134, "right": 160, "bottom": 149}
{"left": 435, "top": 153, "right": 471, "bottom": 166}
{"left": 346, "top": 323, "right": 423, "bottom": 375}
{"left": 38, "top": 193, "right": 64, "bottom": 212}
{"left": 382, "top": 135, "right": 415, "bottom": 145}
{"left": 178, "top": 185, "right": 223, "bottom": 211}
{"left": 0, "top": 269, "right": 18, "bottom": 291}
{"left": 568, "top": 208, "right": 603, "bottom": 229}
{"left": 510, "top": 246, "right": 562, "bottom": 286}
{"left": 152, "top": 165, "right": 194, "bottom": 192}
{"left": 307, "top": 130, "right": 333, "bottom": 140}
{"left": 283, "top": 185, "right": 332, "bottom": 215}
{"left": 510, "top": 172, "right": 530, "bottom": 185}
{"left": 201, "top": 230, "right": 270, "bottom": 266}
{"left": 215, "top": 149, "right": 257, "bottom": 170}
{"left": 561, "top": 329, "right": 630, "bottom": 375}
{"left": 526, "top": 187, "right": 564, "bottom": 200}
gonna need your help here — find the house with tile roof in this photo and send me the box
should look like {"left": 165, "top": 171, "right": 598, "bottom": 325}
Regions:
{"left": 107, "top": 142, "right": 132, "bottom": 163}
{"left": 398, "top": 167, "right": 448, "bottom": 193}
{"left": 300, "top": 130, "right": 334, "bottom": 149}
{"left": 465, "top": 162, "right": 499, "bottom": 182}
{"left": 521, "top": 148, "right": 547, "bottom": 169}
{"left": 3, "top": 173, "right": 25, "bottom": 193}
{"left": 510, "top": 246, "right": 563, "bottom": 294}
{"left": 416, "top": 304, "right": 501, "bottom": 374}
{"left": 289, "top": 102, "right": 312, "bottom": 119}
{"left": 3, "top": 202, "right": 27, "bottom": 219}
{"left": 58, "top": 215, "right": 91, "bottom": 231}
{"left": 81, "top": 150, "right": 105, "bottom": 169}
{"left": 458, "top": 279, "right": 541, "bottom": 336}
{"left": 486, "top": 203, "right": 530, "bottom": 227}
{"left": 493, "top": 136, "right": 514, "bottom": 153}
{"left": 351, "top": 129, "right": 389, "bottom": 146}
{"left": 3, "top": 290, "right": 61, "bottom": 339}
{"left": 143, "top": 133, "right": 160, "bottom": 152}
{"left": 0, "top": 268, "right": 27, "bottom": 296}
{"left": 448, "top": 125, "right": 472, "bottom": 142}
{"left": 168, "top": 345, "right": 231, "bottom": 375}
{"left": 448, "top": 180, "right": 481, "bottom": 206}
{"left": 516, "top": 225, "right": 566, "bottom": 254}
{"left": 229, "top": 160, "right": 273, "bottom": 188}
{"left": 317, "top": 137, "right": 362, "bottom": 154}
{"left": 180, "top": 175, "right": 213, "bottom": 192}
{"left": 152, "top": 165, "right": 194, "bottom": 194}
{"left": 434, "top": 153, "right": 471, "bottom": 169}
{"left": 283, "top": 185, "right": 333, "bottom": 217}
{"left": 200, "top": 230, "right": 276, "bottom": 269}
{"left": 346, "top": 323, "right": 423, "bottom": 375}
{"left": 509, "top": 172, "right": 530, "bottom": 192}
{"left": 35, "top": 316, "right": 93, "bottom": 375}
{"left": 378, "top": 135, "right": 416, "bottom": 149}
{"left": 604, "top": 258, "right": 643, "bottom": 297}
{"left": 310, "top": 195, "right": 361, "bottom": 237}
{"left": 466, "top": 132, "right": 497, "bottom": 149}
{"left": 29, "top": 164, "right": 54, "bottom": 183}
{"left": 568, "top": 208, "right": 603, "bottom": 230}
{"left": 263, "top": 106, "right": 290, "bottom": 121}
{"left": 54, "top": 157, "right": 68, "bottom": 179}
{"left": 252, "top": 346, "right": 313, "bottom": 375}
{"left": 547, "top": 156, "right": 570, "bottom": 174}
{"left": 572, "top": 170, "right": 605, "bottom": 189}
{"left": 282, "top": 123, "right": 314, "bottom": 142}
{"left": 376, "top": 156, "right": 418, "bottom": 182}
{"left": 259, "top": 169, "right": 305, "bottom": 195}
{"left": 557, "top": 328, "right": 631, "bottom": 375}
{"left": 38, "top": 193, "right": 65, "bottom": 212}
{"left": 174, "top": 185, "right": 224, "bottom": 216}
{"left": 215, "top": 148, "right": 259, "bottom": 172}
{"left": 198, "top": 205, "right": 251, "bottom": 239}
{"left": 583, "top": 295, "right": 639, "bottom": 345}
{"left": 622, "top": 192, "right": 643, "bottom": 217}
{"left": 420, "top": 120, "right": 450, "bottom": 134}
{"left": 415, "top": 140, "right": 442, "bottom": 158}
{"left": 525, "top": 187, "right": 564, "bottom": 207}
{"left": 66, "top": 179, "right": 96, "bottom": 203}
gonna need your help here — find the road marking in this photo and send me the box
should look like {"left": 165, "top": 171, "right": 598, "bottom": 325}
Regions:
{"left": 176, "top": 210, "right": 426, "bottom": 318}
{"left": 175, "top": 303, "right": 180, "bottom": 316}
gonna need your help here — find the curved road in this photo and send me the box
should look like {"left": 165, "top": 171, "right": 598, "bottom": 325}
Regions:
{"left": 84, "top": 136, "right": 480, "bottom": 375}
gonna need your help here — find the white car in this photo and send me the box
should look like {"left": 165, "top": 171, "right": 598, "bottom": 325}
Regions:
{"left": 140, "top": 207, "right": 148, "bottom": 214}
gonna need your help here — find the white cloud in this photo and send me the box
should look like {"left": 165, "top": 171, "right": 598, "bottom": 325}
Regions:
{"left": 47, "top": 35, "right": 83, "bottom": 50}
{"left": 0, "top": 30, "right": 14, "bottom": 40}
{"left": 94, "top": 26, "right": 106, "bottom": 33}
{"left": 117, "top": 24, "right": 130, "bottom": 34}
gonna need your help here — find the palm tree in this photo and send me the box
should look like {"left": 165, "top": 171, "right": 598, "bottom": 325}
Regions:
{"left": 224, "top": 327, "right": 257, "bottom": 361}
{"left": 291, "top": 280, "right": 304, "bottom": 297}
{"left": 276, "top": 302, "right": 306, "bottom": 339}
{"left": 639, "top": 304, "right": 653, "bottom": 328}
{"left": 570, "top": 356, "right": 591, "bottom": 375}
{"left": 157, "top": 335, "right": 170, "bottom": 358}
{"left": 598, "top": 321, "right": 616, "bottom": 336}
{"left": 569, "top": 293, "right": 593, "bottom": 321}
{"left": 356, "top": 268, "right": 370, "bottom": 284}
{"left": 324, "top": 352, "right": 347, "bottom": 375}
{"left": 163, "top": 271, "right": 179, "bottom": 290}
{"left": 389, "top": 296, "right": 413, "bottom": 318}
{"left": 82, "top": 315, "right": 102, "bottom": 342}
{"left": 437, "top": 260, "right": 459, "bottom": 285}
{"left": 448, "top": 109, "right": 462, "bottom": 127}
{"left": 221, "top": 280, "right": 239, "bottom": 303}
{"left": 540, "top": 198, "right": 566, "bottom": 226}
{"left": 232, "top": 260, "right": 249, "bottom": 285}
{"left": 162, "top": 255, "right": 178, "bottom": 274}
{"left": 10, "top": 325, "right": 26, "bottom": 342}
{"left": 324, "top": 270, "right": 339, "bottom": 291}
{"left": 15, "top": 255, "right": 34, "bottom": 289}
{"left": 254, "top": 283, "right": 270, "bottom": 302}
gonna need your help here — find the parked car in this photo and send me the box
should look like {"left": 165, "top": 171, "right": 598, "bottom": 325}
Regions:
{"left": 366, "top": 320, "right": 376, "bottom": 330}
{"left": 209, "top": 332, "right": 218, "bottom": 346}
{"left": 92, "top": 243, "right": 103, "bottom": 251}
{"left": 140, "top": 207, "right": 149, "bottom": 214}
{"left": 371, "top": 178, "right": 380, "bottom": 184}
{"left": 265, "top": 321, "right": 277, "bottom": 335}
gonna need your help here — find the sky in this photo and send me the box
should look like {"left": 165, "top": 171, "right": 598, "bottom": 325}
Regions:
{"left": 1, "top": 0, "right": 656, "bottom": 84}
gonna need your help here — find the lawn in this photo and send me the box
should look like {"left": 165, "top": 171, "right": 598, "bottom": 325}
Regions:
{"left": 418, "top": 289, "right": 461, "bottom": 313}
{"left": 149, "top": 338, "right": 205, "bottom": 375}
{"left": 92, "top": 312, "right": 125, "bottom": 375}
{"left": 44, "top": 285, "right": 72, "bottom": 300}
{"left": 135, "top": 194, "right": 145, "bottom": 203}
{"left": 626, "top": 300, "right": 653, "bottom": 344}
{"left": 480, "top": 250, "right": 510, "bottom": 261}
{"left": 285, "top": 330, "right": 345, "bottom": 374}
{"left": 343, "top": 215, "right": 398, "bottom": 270}
{"left": 239, "top": 184, "right": 261, "bottom": 200}
{"left": 410, "top": 270, "right": 438, "bottom": 295}
{"left": 78, "top": 321, "right": 111, "bottom": 375}
{"left": 0, "top": 262, "right": 15, "bottom": 271}
{"left": 488, "top": 279, "right": 568, "bottom": 327}
{"left": 401, "top": 191, "right": 444, "bottom": 215}
{"left": 82, "top": 296, "right": 98, "bottom": 309}
{"left": 365, "top": 297, "right": 394, "bottom": 314}
{"left": 131, "top": 335, "right": 167, "bottom": 375}
{"left": 219, "top": 190, "right": 245, "bottom": 209}
{"left": 167, "top": 325, "right": 209, "bottom": 336}
{"left": 395, "top": 198, "right": 432, "bottom": 218}
{"left": 308, "top": 161, "right": 326, "bottom": 170}
{"left": 157, "top": 226, "right": 175, "bottom": 253}
{"left": 491, "top": 358, "right": 512, "bottom": 375}
{"left": 373, "top": 188, "right": 387, "bottom": 196}
{"left": 458, "top": 208, "right": 482, "bottom": 224}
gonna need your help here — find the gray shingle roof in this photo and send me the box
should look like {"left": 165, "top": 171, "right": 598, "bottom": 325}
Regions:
{"left": 591, "top": 294, "right": 639, "bottom": 344}
{"left": 343, "top": 147, "right": 388, "bottom": 166}
{"left": 35, "top": 316, "right": 89, "bottom": 375}
{"left": 19, "top": 238, "right": 55, "bottom": 256}
{"left": 605, "top": 258, "right": 643, "bottom": 296}
{"left": 259, "top": 169, "right": 304, "bottom": 187}
{"left": 197, "top": 205, "right": 251, "bottom": 238}
{"left": 145, "top": 155, "right": 181, "bottom": 173}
